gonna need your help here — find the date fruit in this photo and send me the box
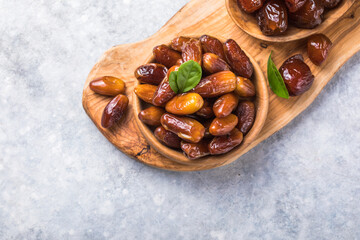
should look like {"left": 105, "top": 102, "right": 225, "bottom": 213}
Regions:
{"left": 209, "top": 128, "right": 244, "bottom": 155}
{"left": 181, "top": 140, "right": 210, "bottom": 159}
{"left": 307, "top": 34, "right": 332, "bottom": 66}
{"left": 279, "top": 54, "right": 314, "bottom": 96}
{"left": 257, "top": 0, "right": 288, "bottom": 36}
{"left": 161, "top": 113, "right": 205, "bottom": 143}
{"left": 213, "top": 93, "right": 239, "bottom": 118}
{"left": 154, "top": 126, "right": 181, "bottom": 149}
{"left": 182, "top": 39, "right": 202, "bottom": 65}
{"left": 165, "top": 93, "right": 204, "bottom": 115}
{"left": 322, "top": 0, "right": 342, "bottom": 8}
{"left": 135, "top": 63, "right": 167, "bottom": 85}
{"left": 138, "top": 106, "right": 165, "bottom": 126}
{"left": 235, "top": 76, "right": 256, "bottom": 97}
{"left": 152, "top": 65, "right": 179, "bottom": 106}
{"left": 199, "top": 35, "right": 226, "bottom": 60}
{"left": 224, "top": 39, "right": 253, "bottom": 78}
{"left": 101, "top": 94, "right": 129, "bottom": 128}
{"left": 192, "top": 71, "right": 236, "bottom": 98}
{"left": 237, "top": 0, "right": 265, "bottom": 13}
{"left": 89, "top": 76, "right": 125, "bottom": 96}
{"left": 153, "top": 45, "right": 182, "bottom": 68}
{"left": 285, "top": 0, "right": 307, "bottom": 12}
{"left": 202, "top": 53, "right": 231, "bottom": 74}
{"left": 134, "top": 84, "right": 157, "bottom": 104}
{"left": 196, "top": 99, "right": 214, "bottom": 119}
{"left": 236, "top": 100, "right": 255, "bottom": 134}
{"left": 171, "top": 36, "right": 191, "bottom": 51}
{"left": 289, "top": 0, "right": 324, "bottom": 29}
{"left": 209, "top": 114, "right": 238, "bottom": 136}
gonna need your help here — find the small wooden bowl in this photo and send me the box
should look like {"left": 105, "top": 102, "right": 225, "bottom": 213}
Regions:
{"left": 226, "top": 0, "right": 356, "bottom": 42}
{"left": 133, "top": 37, "right": 269, "bottom": 167}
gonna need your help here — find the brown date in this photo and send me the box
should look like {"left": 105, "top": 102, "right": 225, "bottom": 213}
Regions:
{"left": 182, "top": 38, "right": 202, "bottom": 65}
{"left": 161, "top": 113, "right": 205, "bottom": 143}
{"left": 236, "top": 101, "right": 255, "bottom": 134}
{"left": 199, "top": 35, "right": 226, "bottom": 60}
{"left": 152, "top": 65, "right": 179, "bottom": 106}
{"left": 235, "top": 76, "right": 256, "bottom": 97}
{"left": 153, "top": 45, "right": 182, "bottom": 68}
{"left": 192, "top": 71, "right": 236, "bottom": 98}
{"left": 134, "top": 84, "right": 157, "bottom": 104}
{"left": 181, "top": 140, "right": 210, "bottom": 159}
{"left": 307, "top": 34, "right": 332, "bottom": 66}
{"left": 101, "top": 94, "right": 129, "bottom": 128}
{"left": 237, "top": 0, "right": 265, "bottom": 13}
{"left": 209, "top": 128, "right": 243, "bottom": 155}
{"left": 134, "top": 63, "right": 168, "bottom": 85}
{"left": 89, "top": 76, "right": 125, "bottom": 96}
{"left": 165, "top": 93, "right": 204, "bottom": 115}
{"left": 213, "top": 93, "right": 239, "bottom": 118}
{"left": 209, "top": 114, "right": 238, "bottom": 136}
{"left": 202, "top": 53, "right": 231, "bottom": 74}
{"left": 285, "top": 0, "right": 307, "bottom": 12}
{"left": 154, "top": 126, "right": 181, "bottom": 149}
{"left": 279, "top": 54, "right": 314, "bottom": 96}
{"left": 196, "top": 99, "right": 214, "bottom": 119}
{"left": 224, "top": 39, "right": 253, "bottom": 78}
{"left": 322, "top": 0, "right": 341, "bottom": 8}
{"left": 138, "top": 106, "right": 165, "bottom": 126}
{"left": 257, "top": 0, "right": 288, "bottom": 36}
{"left": 289, "top": 0, "right": 324, "bottom": 29}
{"left": 171, "top": 36, "right": 191, "bottom": 51}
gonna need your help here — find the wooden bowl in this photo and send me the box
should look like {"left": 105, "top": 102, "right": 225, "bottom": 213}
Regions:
{"left": 225, "top": 0, "right": 356, "bottom": 42}
{"left": 133, "top": 37, "right": 269, "bottom": 167}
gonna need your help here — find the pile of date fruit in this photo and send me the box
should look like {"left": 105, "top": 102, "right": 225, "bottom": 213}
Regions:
{"left": 238, "top": 0, "right": 343, "bottom": 35}
{"left": 134, "top": 36, "right": 257, "bottom": 159}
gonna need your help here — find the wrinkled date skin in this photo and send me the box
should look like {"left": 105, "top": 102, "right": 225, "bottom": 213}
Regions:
{"left": 285, "top": 0, "right": 307, "bottom": 12}
{"left": 235, "top": 76, "right": 256, "bottom": 97}
{"left": 209, "top": 114, "right": 238, "bottom": 136}
{"left": 134, "top": 84, "right": 157, "bottom": 104}
{"left": 101, "top": 94, "right": 129, "bottom": 128}
{"left": 322, "top": 0, "right": 342, "bottom": 8}
{"left": 289, "top": 0, "right": 324, "bottom": 29}
{"left": 171, "top": 36, "right": 191, "bottom": 51}
{"left": 209, "top": 128, "right": 244, "bottom": 155}
{"left": 192, "top": 71, "right": 236, "bottom": 98}
{"left": 202, "top": 53, "right": 231, "bottom": 74}
{"left": 181, "top": 140, "right": 210, "bottom": 159}
{"left": 237, "top": 0, "right": 265, "bottom": 13}
{"left": 279, "top": 54, "right": 315, "bottom": 96}
{"left": 152, "top": 65, "right": 179, "bottom": 106}
{"left": 138, "top": 106, "right": 165, "bottom": 126}
{"left": 182, "top": 39, "right": 202, "bottom": 65}
{"left": 196, "top": 99, "right": 214, "bottom": 119}
{"left": 134, "top": 63, "right": 168, "bottom": 85}
{"left": 154, "top": 126, "right": 181, "bottom": 149}
{"left": 236, "top": 101, "right": 255, "bottom": 134}
{"left": 89, "top": 76, "right": 125, "bottom": 96}
{"left": 307, "top": 34, "right": 332, "bottom": 66}
{"left": 165, "top": 93, "right": 204, "bottom": 115}
{"left": 161, "top": 113, "right": 205, "bottom": 143}
{"left": 224, "top": 39, "right": 254, "bottom": 78}
{"left": 199, "top": 35, "right": 226, "bottom": 60}
{"left": 213, "top": 93, "right": 239, "bottom": 118}
{"left": 257, "top": 0, "right": 288, "bottom": 36}
{"left": 153, "top": 45, "right": 182, "bottom": 68}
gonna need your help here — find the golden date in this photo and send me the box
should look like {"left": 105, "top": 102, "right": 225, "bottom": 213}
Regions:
{"left": 90, "top": 76, "right": 125, "bottom": 96}
{"left": 165, "top": 93, "right": 204, "bottom": 115}
{"left": 209, "top": 114, "right": 238, "bottom": 136}
{"left": 134, "top": 84, "right": 157, "bottom": 104}
{"left": 192, "top": 71, "right": 236, "bottom": 98}
{"left": 138, "top": 106, "right": 165, "bottom": 126}
{"left": 213, "top": 93, "right": 239, "bottom": 118}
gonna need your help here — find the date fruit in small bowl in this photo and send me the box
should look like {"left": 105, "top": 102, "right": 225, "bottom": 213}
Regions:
{"left": 133, "top": 35, "right": 269, "bottom": 167}
{"left": 225, "top": 0, "right": 355, "bottom": 42}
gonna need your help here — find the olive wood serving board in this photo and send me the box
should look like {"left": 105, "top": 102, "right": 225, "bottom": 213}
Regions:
{"left": 82, "top": 0, "right": 360, "bottom": 171}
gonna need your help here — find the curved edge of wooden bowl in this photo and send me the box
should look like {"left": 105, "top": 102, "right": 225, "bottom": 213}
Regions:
{"left": 133, "top": 37, "right": 269, "bottom": 168}
{"left": 225, "top": 0, "right": 356, "bottom": 42}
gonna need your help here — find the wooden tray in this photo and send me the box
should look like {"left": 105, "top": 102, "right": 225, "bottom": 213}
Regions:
{"left": 82, "top": 0, "right": 360, "bottom": 171}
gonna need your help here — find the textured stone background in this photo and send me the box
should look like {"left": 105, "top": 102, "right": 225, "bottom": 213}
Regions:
{"left": 0, "top": 0, "right": 359, "bottom": 239}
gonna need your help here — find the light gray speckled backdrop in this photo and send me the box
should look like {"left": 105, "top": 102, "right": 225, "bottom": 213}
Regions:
{"left": 0, "top": 0, "right": 360, "bottom": 239}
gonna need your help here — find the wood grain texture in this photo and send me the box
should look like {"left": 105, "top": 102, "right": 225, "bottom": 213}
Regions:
{"left": 226, "top": 0, "right": 356, "bottom": 42}
{"left": 82, "top": 0, "right": 360, "bottom": 171}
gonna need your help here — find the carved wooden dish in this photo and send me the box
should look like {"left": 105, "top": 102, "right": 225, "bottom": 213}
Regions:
{"left": 226, "top": 0, "right": 356, "bottom": 42}
{"left": 133, "top": 37, "right": 269, "bottom": 166}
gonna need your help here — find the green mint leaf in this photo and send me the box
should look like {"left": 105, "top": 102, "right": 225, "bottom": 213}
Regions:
{"left": 267, "top": 52, "right": 289, "bottom": 99}
{"left": 169, "top": 71, "right": 179, "bottom": 93}
{"left": 176, "top": 60, "right": 202, "bottom": 93}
